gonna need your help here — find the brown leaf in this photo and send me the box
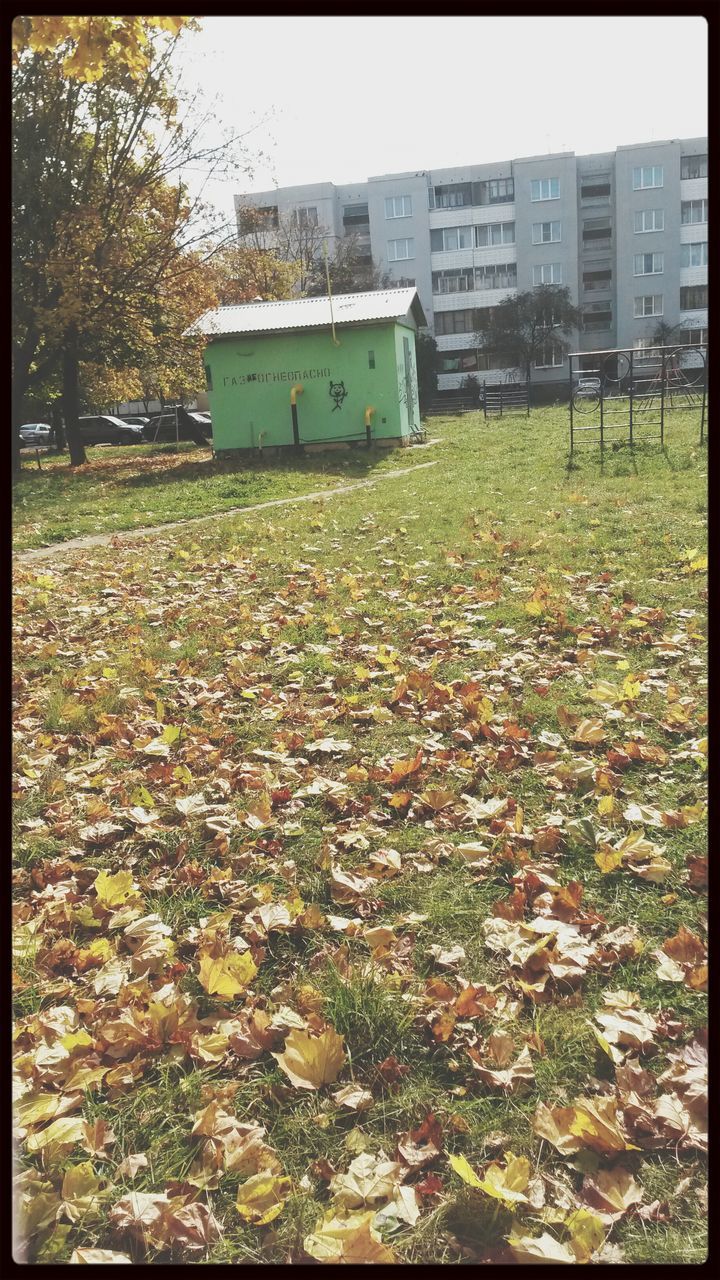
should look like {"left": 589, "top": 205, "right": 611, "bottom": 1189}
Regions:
{"left": 397, "top": 1113, "right": 442, "bottom": 1168}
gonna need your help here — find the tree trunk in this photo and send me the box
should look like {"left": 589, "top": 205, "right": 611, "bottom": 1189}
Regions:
{"left": 51, "top": 401, "right": 66, "bottom": 452}
{"left": 62, "top": 328, "right": 87, "bottom": 466}
{"left": 11, "top": 379, "right": 24, "bottom": 479}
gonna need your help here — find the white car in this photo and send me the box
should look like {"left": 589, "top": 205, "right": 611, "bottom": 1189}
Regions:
{"left": 574, "top": 377, "right": 601, "bottom": 398}
{"left": 19, "top": 422, "right": 53, "bottom": 444}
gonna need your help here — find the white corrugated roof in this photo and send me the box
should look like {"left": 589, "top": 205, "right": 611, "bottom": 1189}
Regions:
{"left": 185, "top": 288, "right": 426, "bottom": 338}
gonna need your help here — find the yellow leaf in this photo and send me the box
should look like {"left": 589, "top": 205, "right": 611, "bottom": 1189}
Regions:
{"left": 235, "top": 1173, "right": 292, "bottom": 1225}
{"left": 304, "top": 1210, "right": 396, "bottom": 1264}
{"left": 26, "top": 1115, "right": 86, "bottom": 1155}
{"left": 622, "top": 675, "right": 641, "bottom": 701}
{"left": 198, "top": 949, "right": 257, "bottom": 998}
{"left": 565, "top": 1208, "right": 606, "bottom": 1262}
{"left": 594, "top": 844, "right": 623, "bottom": 873}
{"left": 572, "top": 719, "right": 607, "bottom": 745}
{"left": 508, "top": 1231, "right": 576, "bottom": 1264}
{"left": 476, "top": 1153, "right": 531, "bottom": 1206}
{"left": 448, "top": 1152, "right": 482, "bottom": 1188}
{"left": 273, "top": 1026, "right": 346, "bottom": 1090}
{"left": 94, "top": 870, "right": 134, "bottom": 908}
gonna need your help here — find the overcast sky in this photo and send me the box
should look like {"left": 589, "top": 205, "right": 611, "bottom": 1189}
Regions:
{"left": 178, "top": 15, "right": 707, "bottom": 221}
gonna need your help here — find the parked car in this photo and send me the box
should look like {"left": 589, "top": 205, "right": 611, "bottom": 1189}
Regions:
{"left": 574, "top": 377, "right": 601, "bottom": 398}
{"left": 19, "top": 422, "right": 53, "bottom": 445}
{"left": 77, "top": 415, "right": 145, "bottom": 445}
{"left": 143, "top": 408, "right": 212, "bottom": 444}
{"left": 120, "top": 415, "right": 150, "bottom": 427}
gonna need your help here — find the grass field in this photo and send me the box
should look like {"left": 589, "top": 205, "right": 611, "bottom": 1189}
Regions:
{"left": 12, "top": 406, "right": 707, "bottom": 1264}
{"left": 13, "top": 439, "right": 423, "bottom": 553}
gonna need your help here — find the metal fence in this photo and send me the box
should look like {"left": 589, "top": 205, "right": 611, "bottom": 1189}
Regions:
{"left": 568, "top": 343, "right": 707, "bottom": 451}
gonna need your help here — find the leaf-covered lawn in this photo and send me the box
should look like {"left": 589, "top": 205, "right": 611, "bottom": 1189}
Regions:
{"left": 13, "top": 439, "right": 424, "bottom": 553}
{"left": 13, "top": 407, "right": 707, "bottom": 1264}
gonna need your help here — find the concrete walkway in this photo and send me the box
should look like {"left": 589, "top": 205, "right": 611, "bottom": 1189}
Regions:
{"left": 15, "top": 458, "right": 440, "bottom": 565}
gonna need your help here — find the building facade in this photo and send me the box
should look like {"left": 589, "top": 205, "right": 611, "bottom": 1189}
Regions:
{"left": 235, "top": 137, "right": 707, "bottom": 390}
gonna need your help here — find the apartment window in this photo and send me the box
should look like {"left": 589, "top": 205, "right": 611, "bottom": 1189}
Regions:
{"left": 681, "top": 242, "right": 708, "bottom": 268}
{"left": 439, "top": 349, "right": 480, "bottom": 373}
{"left": 633, "top": 337, "right": 657, "bottom": 362}
{"left": 634, "top": 294, "right": 663, "bottom": 317}
{"left": 583, "top": 266, "right": 612, "bottom": 291}
{"left": 533, "top": 262, "right": 563, "bottom": 285}
{"left": 432, "top": 268, "right": 474, "bottom": 294}
{"left": 432, "top": 183, "right": 472, "bottom": 209}
{"left": 474, "top": 222, "right": 515, "bottom": 247}
{"left": 681, "top": 154, "right": 707, "bottom": 180}
{"left": 297, "top": 206, "right": 318, "bottom": 228}
{"left": 240, "top": 204, "right": 278, "bottom": 232}
{"left": 581, "top": 177, "right": 611, "bottom": 199}
{"left": 343, "top": 203, "right": 369, "bottom": 227}
{"left": 475, "top": 262, "right": 517, "bottom": 290}
{"left": 385, "top": 195, "right": 412, "bottom": 219}
{"left": 430, "top": 225, "right": 474, "bottom": 251}
{"left": 681, "top": 199, "right": 708, "bottom": 225}
{"left": 680, "top": 286, "right": 708, "bottom": 310}
{"left": 388, "top": 237, "right": 414, "bottom": 261}
{"left": 583, "top": 306, "right": 613, "bottom": 331}
{"left": 394, "top": 276, "right": 415, "bottom": 288}
{"left": 634, "top": 209, "right": 664, "bottom": 233}
{"left": 530, "top": 177, "right": 560, "bottom": 201}
{"left": 678, "top": 328, "right": 708, "bottom": 345}
{"left": 582, "top": 216, "right": 612, "bottom": 243}
{"left": 487, "top": 178, "right": 515, "bottom": 204}
{"left": 534, "top": 344, "right": 564, "bottom": 368}
{"left": 435, "top": 309, "right": 476, "bottom": 335}
{"left": 532, "top": 220, "right": 561, "bottom": 244}
{"left": 634, "top": 252, "right": 664, "bottom": 275}
{"left": 633, "top": 165, "right": 663, "bottom": 190}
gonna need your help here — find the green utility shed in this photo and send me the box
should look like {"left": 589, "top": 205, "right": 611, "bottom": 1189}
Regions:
{"left": 187, "top": 288, "right": 426, "bottom": 454}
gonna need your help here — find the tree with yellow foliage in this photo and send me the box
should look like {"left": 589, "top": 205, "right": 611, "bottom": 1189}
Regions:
{"left": 12, "top": 16, "right": 277, "bottom": 468}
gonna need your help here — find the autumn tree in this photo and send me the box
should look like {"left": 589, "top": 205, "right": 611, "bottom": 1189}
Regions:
{"left": 237, "top": 205, "right": 330, "bottom": 294}
{"left": 304, "top": 235, "right": 392, "bottom": 297}
{"left": 475, "top": 286, "right": 581, "bottom": 381}
{"left": 12, "top": 16, "right": 254, "bottom": 469}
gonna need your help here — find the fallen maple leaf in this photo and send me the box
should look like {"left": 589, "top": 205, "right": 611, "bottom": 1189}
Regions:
{"left": 273, "top": 1026, "right": 346, "bottom": 1090}
{"left": 197, "top": 947, "right": 257, "bottom": 999}
{"left": 235, "top": 1172, "right": 292, "bottom": 1225}
{"left": 304, "top": 1209, "right": 396, "bottom": 1263}
{"left": 329, "top": 1151, "right": 403, "bottom": 1208}
{"left": 508, "top": 1230, "right": 576, "bottom": 1263}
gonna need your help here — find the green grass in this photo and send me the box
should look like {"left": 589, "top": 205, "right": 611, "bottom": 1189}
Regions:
{"left": 12, "top": 437, "right": 434, "bottom": 552}
{"left": 12, "top": 406, "right": 707, "bottom": 1264}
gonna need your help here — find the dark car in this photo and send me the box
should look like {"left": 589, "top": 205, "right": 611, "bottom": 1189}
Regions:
{"left": 120, "top": 415, "right": 150, "bottom": 428}
{"left": 77, "top": 415, "right": 145, "bottom": 445}
{"left": 143, "top": 408, "right": 211, "bottom": 444}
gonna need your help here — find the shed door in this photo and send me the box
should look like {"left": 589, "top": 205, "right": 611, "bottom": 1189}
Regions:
{"left": 403, "top": 336, "right": 416, "bottom": 429}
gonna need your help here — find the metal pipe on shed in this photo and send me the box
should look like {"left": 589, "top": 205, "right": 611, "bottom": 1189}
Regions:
{"left": 290, "top": 384, "right": 304, "bottom": 448}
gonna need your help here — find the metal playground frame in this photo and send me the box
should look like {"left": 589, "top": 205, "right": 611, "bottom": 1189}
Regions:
{"left": 568, "top": 342, "right": 707, "bottom": 451}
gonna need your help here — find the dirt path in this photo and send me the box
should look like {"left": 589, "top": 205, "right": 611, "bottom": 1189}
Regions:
{"left": 15, "top": 459, "right": 440, "bottom": 565}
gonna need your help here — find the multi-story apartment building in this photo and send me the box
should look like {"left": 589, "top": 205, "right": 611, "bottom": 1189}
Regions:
{"left": 236, "top": 137, "right": 707, "bottom": 389}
